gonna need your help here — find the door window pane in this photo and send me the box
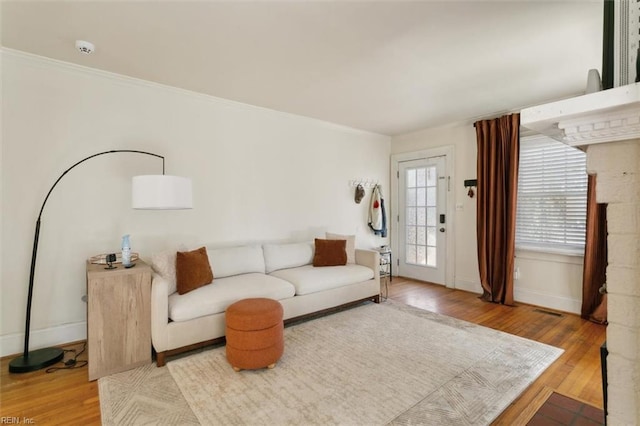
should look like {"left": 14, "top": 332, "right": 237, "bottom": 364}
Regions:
{"left": 416, "top": 188, "right": 426, "bottom": 206}
{"left": 406, "top": 245, "right": 416, "bottom": 264}
{"left": 417, "top": 246, "right": 427, "bottom": 265}
{"left": 406, "top": 188, "right": 416, "bottom": 206}
{"left": 417, "top": 168, "right": 426, "bottom": 187}
{"left": 406, "top": 226, "right": 417, "bottom": 244}
{"left": 417, "top": 208, "right": 426, "bottom": 226}
{"left": 406, "top": 207, "right": 416, "bottom": 226}
{"left": 427, "top": 167, "right": 437, "bottom": 186}
{"left": 417, "top": 226, "right": 426, "bottom": 245}
{"left": 407, "top": 169, "right": 416, "bottom": 188}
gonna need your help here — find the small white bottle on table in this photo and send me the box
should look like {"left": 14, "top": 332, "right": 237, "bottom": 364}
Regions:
{"left": 121, "top": 234, "right": 131, "bottom": 267}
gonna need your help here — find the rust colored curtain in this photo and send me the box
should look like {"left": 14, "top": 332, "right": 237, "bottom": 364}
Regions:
{"left": 475, "top": 113, "right": 520, "bottom": 305}
{"left": 581, "top": 174, "right": 608, "bottom": 323}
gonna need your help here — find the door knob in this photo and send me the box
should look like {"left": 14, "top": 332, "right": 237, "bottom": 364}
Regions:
{"left": 439, "top": 227, "right": 445, "bottom": 232}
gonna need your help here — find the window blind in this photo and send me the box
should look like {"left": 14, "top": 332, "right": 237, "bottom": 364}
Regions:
{"left": 516, "top": 135, "right": 588, "bottom": 253}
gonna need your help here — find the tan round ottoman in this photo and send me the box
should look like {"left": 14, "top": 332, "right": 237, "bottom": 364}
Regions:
{"left": 225, "top": 298, "right": 284, "bottom": 371}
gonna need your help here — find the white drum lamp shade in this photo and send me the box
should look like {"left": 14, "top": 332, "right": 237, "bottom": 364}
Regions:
{"left": 132, "top": 175, "right": 193, "bottom": 209}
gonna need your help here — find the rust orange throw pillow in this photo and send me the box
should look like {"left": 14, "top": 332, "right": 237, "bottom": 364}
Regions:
{"left": 176, "top": 247, "right": 214, "bottom": 294}
{"left": 313, "top": 238, "right": 347, "bottom": 267}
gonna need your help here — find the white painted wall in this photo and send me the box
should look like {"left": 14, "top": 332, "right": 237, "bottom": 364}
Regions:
{"left": 391, "top": 122, "right": 584, "bottom": 314}
{"left": 1, "top": 50, "right": 390, "bottom": 356}
{"left": 514, "top": 250, "right": 584, "bottom": 313}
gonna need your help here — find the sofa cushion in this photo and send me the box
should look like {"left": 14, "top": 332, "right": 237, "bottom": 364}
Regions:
{"left": 207, "top": 245, "right": 265, "bottom": 278}
{"left": 168, "top": 273, "right": 295, "bottom": 322}
{"left": 269, "top": 264, "right": 374, "bottom": 296}
{"left": 150, "top": 246, "right": 185, "bottom": 295}
{"left": 176, "top": 247, "right": 214, "bottom": 295}
{"left": 263, "top": 242, "right": 314, "bottom": 273}
{"left": 313, "top": 238, "right": 347, "bottom": 267}
{"left": 325, "top": 232, "right": 356, "bottom": 264}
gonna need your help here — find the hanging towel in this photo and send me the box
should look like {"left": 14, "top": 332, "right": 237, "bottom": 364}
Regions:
{"left": 368, "top": 185, "right": 387, "bottom": 237}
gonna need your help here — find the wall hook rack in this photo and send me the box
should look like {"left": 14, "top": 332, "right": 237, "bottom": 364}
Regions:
{"left": 348, "top": 179, "right": 379, "bottom": 189}
{"left": 464, "top": 179, "right": 477, "bottom": 198}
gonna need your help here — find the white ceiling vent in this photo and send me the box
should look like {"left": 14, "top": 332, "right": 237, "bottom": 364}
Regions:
{"left": 75, "top": 40, "right": 95, "bottom": 55}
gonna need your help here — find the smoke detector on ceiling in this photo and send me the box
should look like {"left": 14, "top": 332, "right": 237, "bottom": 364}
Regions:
{"left": 75, "top": 40, "right": 95, "bottom": 55}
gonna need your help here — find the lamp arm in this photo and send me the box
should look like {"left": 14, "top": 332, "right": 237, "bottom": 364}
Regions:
{"left": 22, "top": 149, "right": 164, "bottom": 360}
{"left": 37, "top": 150, "right": 164, "bottom": 219}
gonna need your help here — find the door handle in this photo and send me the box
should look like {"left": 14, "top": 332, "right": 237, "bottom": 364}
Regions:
{"left": 439, "top": 227, "right": 445, "bottom": 233}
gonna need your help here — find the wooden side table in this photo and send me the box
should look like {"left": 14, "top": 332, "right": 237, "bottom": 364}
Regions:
{"left": 86, "top": 259, "right": 152, "bottom": 381}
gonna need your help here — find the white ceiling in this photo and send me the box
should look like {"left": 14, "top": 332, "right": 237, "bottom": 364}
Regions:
{"left": 1, "top": 1, "right": 603, "bottom": 136}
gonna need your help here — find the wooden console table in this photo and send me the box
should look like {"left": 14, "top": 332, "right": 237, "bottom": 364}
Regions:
{"left": 86, "top": 260, "right": 152, "bottom": 381}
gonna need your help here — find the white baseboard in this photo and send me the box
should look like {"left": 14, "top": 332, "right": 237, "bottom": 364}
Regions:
{"left": 0, "top": 322, "right": 87, "bottom": 357}
{"left": 454, "top": 280, "right": 581, "bottom": 314}
{"left": 454, "top": 279, "right": 482, "bottom": 294}
{"left": 514, "top": 288, "right": 581, "bottom": 314}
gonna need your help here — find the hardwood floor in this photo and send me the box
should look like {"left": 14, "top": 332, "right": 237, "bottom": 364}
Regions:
{"left": 1, "top": 278, "right": 606, "bottom": 425}
{"left": 0, "top": 341, "right": 99, "bottom": 425}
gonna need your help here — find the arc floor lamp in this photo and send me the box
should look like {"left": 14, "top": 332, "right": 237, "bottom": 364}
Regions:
{"left": 9, "top": 149, "right": 192, "bottom": 373}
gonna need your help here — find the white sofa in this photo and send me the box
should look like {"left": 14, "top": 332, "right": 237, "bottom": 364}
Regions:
{"left": 150, "top": 241, "right": 380, "bottom": 366}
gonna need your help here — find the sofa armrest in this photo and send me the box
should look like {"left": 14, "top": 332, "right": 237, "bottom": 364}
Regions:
{"left": 355, "top": 249, "right": 380, "bottom": 283}
{"left": 150, "top": 273, "right": 170, "bottom": 353}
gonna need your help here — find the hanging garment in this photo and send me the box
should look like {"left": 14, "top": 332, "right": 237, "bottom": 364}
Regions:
{"left": 354, "top": 184, "right": 365, "bottom": 204}
{"left": 368, "top": 185, "right": 387, "bottom": 237}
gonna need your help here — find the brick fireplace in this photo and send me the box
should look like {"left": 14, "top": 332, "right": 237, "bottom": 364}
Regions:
{"left": 522, "top": 83, "right": 640, "bottom": 425}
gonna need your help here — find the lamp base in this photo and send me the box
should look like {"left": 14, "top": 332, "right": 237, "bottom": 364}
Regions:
{"left": 9, "top": 347, "right": 64, "bottom": 373}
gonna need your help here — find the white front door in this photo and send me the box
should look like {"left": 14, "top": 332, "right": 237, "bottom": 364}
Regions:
{"left": 398, "top": 156, "right": 447, "bottom": 284}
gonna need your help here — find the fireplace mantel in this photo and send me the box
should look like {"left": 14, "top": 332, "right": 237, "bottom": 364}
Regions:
{"left": 521, "top": 82, "right": 640, "bottom": 147}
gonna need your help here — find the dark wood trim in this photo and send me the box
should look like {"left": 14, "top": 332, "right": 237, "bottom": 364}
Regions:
{"left": 155, "top": 336, "right": 226, "bottom": 367}
{"left": 283, "top": 295, "right": 380, "bottom": 327}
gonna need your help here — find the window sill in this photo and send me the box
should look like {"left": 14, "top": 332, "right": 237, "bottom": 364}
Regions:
{"left": 516, "top": 244, "right": 584, "bottom": 258}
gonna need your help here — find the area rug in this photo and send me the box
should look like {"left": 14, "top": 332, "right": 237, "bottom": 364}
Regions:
{"left": 99, "top": 300, "right": 563, "bottom": 425}
{"left": 98, "top": 362, "right": 199, "bottom": 425}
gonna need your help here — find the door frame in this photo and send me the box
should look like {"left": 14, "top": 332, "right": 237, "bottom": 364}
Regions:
{"left": 391, "top": 146, "right": 456, "bottom": 288}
